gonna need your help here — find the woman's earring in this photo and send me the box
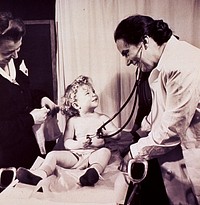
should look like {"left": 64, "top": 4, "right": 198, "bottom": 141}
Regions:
{"left": 143, "top": 36, "right": 149, "bottom": 50}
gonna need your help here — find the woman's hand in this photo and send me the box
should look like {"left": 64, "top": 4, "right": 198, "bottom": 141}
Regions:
{"left": 130, "top": 136, "right": 180, "bottom": 160}
{"left": 30, "top": 106, "right": 49, "bottom": 124}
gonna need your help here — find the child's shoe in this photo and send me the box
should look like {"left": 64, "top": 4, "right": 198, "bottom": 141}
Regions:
{"left": 16, "top": 167, "right": 42, "bottom": 186}
{"left": 79, "top": 168, "right": 99, "bottom": 186}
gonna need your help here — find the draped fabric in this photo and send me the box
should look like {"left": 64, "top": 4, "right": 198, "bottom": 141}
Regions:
{"left": 55, "top": 0, "right": 200, "bottom": 132}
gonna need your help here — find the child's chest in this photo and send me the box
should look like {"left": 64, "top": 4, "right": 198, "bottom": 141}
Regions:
{"left": 74, "top": 117, "right": 103, "bottom": 138}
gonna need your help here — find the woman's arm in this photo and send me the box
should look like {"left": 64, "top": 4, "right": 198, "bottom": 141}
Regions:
{"left": 130, "top": 67, "right": 200, "bottom": 159}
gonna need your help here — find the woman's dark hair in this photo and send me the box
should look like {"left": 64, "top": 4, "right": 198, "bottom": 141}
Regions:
{"left": 0, "top": 11, "right": 25, "bottom": 44}
{"left": 114, "top": 15, "right": 172, "bottom": 46}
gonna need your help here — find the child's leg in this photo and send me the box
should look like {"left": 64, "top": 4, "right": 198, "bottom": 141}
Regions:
{"left": 38, "top": 150, "right": 78, "bottom": 176}
{"left": 89, "top": 147, "right": 111, "bottom": 174}
{"left": 17, "top": 150, "right": 78, "bottom": 185}
{"left": 79, "top": 148, "right": 111, "bottom": 186}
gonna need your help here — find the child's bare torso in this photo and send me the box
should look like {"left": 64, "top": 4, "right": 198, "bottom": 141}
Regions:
{"left": 73, "top": 112, "right": 105, "bottom": 139}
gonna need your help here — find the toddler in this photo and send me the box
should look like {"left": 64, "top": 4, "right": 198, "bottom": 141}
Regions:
{"left": 16, "top": 75, "right": 120, "bottom": 187}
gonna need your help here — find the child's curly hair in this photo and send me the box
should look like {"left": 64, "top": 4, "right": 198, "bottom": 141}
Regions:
{"left": 61, "top": 75, "right": 93, "bottom": 118}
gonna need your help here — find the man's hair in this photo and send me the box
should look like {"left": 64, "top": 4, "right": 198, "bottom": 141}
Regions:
{"left": 0, "top": 11, "right": 25, "bottom": 44}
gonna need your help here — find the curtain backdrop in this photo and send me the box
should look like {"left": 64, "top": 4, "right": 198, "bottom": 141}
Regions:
{"left": 55, "top": 0, "right": 200, "bottom": 132}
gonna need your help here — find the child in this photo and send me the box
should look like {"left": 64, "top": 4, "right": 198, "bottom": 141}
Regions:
{"left": 16, "top": 75, "right": 120, "bottom": 187}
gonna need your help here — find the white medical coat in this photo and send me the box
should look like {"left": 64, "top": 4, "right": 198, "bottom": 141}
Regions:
{"left": 131, "top": 36, "right": 200, "bottom": 204}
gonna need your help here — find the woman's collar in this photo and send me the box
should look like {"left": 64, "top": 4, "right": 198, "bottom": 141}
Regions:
{"left": 0, "top": 59, "right": 18, "bottom": 84}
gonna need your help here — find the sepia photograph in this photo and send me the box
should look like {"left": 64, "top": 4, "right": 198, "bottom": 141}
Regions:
{"left": 0, "top": 0, "right": 199, "bottom": 204}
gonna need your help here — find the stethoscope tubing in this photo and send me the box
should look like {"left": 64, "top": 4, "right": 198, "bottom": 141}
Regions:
{"left": 97, "top": 67, "right": 141, "bottom": 138}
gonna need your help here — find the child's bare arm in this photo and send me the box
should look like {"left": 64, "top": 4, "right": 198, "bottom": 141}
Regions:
{"left": 63, "top": 118, "right": 81, "bottom": 149}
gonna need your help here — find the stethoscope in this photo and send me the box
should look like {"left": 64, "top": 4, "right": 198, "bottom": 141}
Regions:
{"left": 95, "top": 68, "right": 141, "bottom": 139}
{"left": 92, "top": 45, "right": 143, "bottom": 139}
{"left": 94, "top": 53, "right": 143, "bottom": 139}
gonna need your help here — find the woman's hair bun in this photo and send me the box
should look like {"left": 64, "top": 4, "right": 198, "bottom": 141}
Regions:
{"left": 155, "top": 20, "right": 168, "bottom": 33}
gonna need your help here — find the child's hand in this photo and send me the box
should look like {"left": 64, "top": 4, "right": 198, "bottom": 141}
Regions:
{"left": 82, "top": 137, "right": 92, "bottom": 148}
{"left": 90, "top": 136, "right": 104, "bottom": 147}
{"left": 41, "top": 97, "right": 60, "bottom": 117}
{"left": 41, "top": 97, "right": 55, "bottom": 109}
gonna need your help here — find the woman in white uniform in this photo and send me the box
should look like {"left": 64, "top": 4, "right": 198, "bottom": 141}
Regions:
{"left": 114, "top": 15, "right": 200, "bottom": 205}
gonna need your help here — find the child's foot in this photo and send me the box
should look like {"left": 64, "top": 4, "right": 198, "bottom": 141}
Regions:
{"left": 16, "top": 167, "right": 42, "bottom": 186}
{"left": 79, "top": 168, "right": 99, "bottom": 186}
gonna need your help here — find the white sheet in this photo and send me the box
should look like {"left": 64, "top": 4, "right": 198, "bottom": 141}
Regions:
{"left": 0, "top": 132, "right": 133, "bottom": 205}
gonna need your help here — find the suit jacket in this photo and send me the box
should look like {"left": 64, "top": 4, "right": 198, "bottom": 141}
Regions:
{"left": 0, "top": 66, "right": 42, "bottom": 168}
